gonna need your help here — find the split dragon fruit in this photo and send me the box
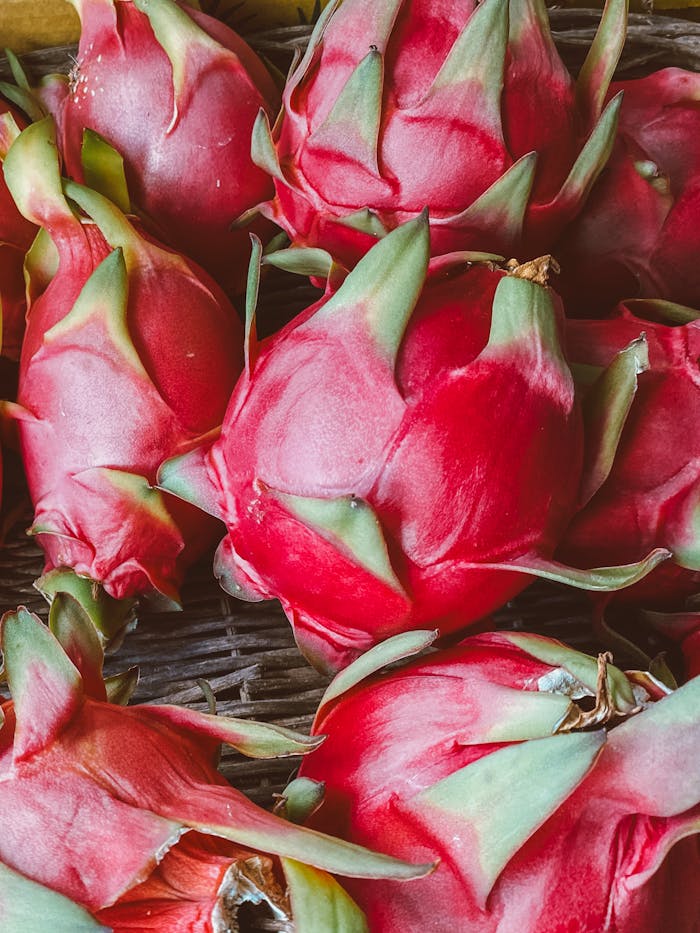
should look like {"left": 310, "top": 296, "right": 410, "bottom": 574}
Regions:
{"left": 159, "top": 215, "right": 666, "bottom": 673}
{"left": 52, "top": 0, "right": 279, "bottom": 292}
{"left": 1, "top": 117, "right": 242, "bottom": 626}
{"left": 555, "top": 68, "right": 700, "bottom": 316}
{"left": 251, "top": 0, "right": 626, "bottom": 268}
{"left": 296, "top": 630, "right": 700, "bottom": 932}
{"left": 0, "top": 601, "right": 429, "bottom": 929}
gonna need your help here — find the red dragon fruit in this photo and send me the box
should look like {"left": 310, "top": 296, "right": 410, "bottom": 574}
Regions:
{"left": 555, "top": 68, "right": 700, "bottom": 316}
{"left": 0, "top": 106, "right": 36, "bottom": 360}
{"left": 294, "top": 629, "right": 700, "bottom": 932}
{"left": 52, "top": 0, "right": 279, "bottom": 293}
{"left": 558, "top": 299, "right": 700, "bottom": 610}
{"left": 159, "top": 215, "right": 667, "bottom": 673}
{"left": 0, "top": 600, "right": 429, "bottom": 928}
{"left": 0, "top": 116, "right": 242, "bottom": 635}
{"left": 250, "top": 0, "right": 626, "bottom": 269}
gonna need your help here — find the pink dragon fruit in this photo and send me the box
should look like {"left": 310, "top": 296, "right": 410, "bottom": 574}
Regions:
{"left": 52, "top": 0, "right": 279, "bottom": 293}
{"left": 160, "top": 215, "right": 667, "bottom": 673}
{"left": 555, "top": 68, "right": 700, "bottom": 316}
{"left": 0, "top": 600, "right": 429, "bottom": 928}
{"left": 1, "top": 116, "right": 242, "bottom": 634}
{"left": 295, "top": 629, "right": 700, "bottom": 932}
{"left": 0, "top": 106, "right": 36, "bottom": 360}
{"left": 251, "top": 0, "right": 626, "bottom": 269}
{"left": 558, "top": 299, "right": 700, "bottom": 610}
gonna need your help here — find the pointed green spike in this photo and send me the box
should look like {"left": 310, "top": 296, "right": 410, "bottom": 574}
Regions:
{"left": 501, "top": 632, "right": 638, "bottom": 712}
{"left": 483, "top": 271, "right": 568, "bottom": 382}
{"left": 1, "top": 607, "right": 83, "bottom": 762}
{"left": 0, "top": 110, "right": 22, "bottom": 159}
{"left": 475, "top": 546, "right": 671, "bottom": 591}
{"left": 25, "top": 227, "right": 60, "bottom": 306}
{"left": 579, "top": 335, "right": 648, "bottom": 507}
{"left": 400, "top": 731, "right": 605, "bottom": 907}
{"left": 285, "top": 0, "right": 343, "bottom": 95}
{"left": 245, "top": 233, "right": 262, "bottom": 378}
{"left": 37, "top": 567, "right": 136, "bottom": 644}
{"left": 62, "top": 180, "right": 144, "bottom": 264}
{"left": 576, "top": 0, "right": 628, "bottom": 124}
{"left": 142, "top": 704, "right": 325, "bottom": 759}
{"left": 263, "top": 246, "right": 336, "bottom": 281}
{"left": 251, "top": 108, "right": 286, "bottom": 182}
{"left": 133, "top": 0, "right": 236, "bottom": 133}
{"left": 625, "top": 298, "right": 700, "bottom": 326}
{"left": 3, "top": 117, "right": 75, "bottom": 227}
{"left": 338, "top": 209, "right": 389, "bottom": 239}
{"left": 421, "top": 0, "right": 508, "bottom": 141}
{"left": 0, "top": 81, "right": 45, "bottom": 123}
{"left": 182, "top": 796, "right": 434, "bottom": 883}
{"left": 435, "top": 152, "right": 536, "bottom": 247}
{"left": 553, "top": 93, "right": 622, "bottom": 217}
{"left": 317, "top": 630, "right": 438, "bottom": 722}
{"left": 43, "top": 247, "right": 151, "bottom": 381}
{"left": 104, "top": 666, "right": 140, "bottom": 705}
{"left": 508, "top": 0, "right": 551, "bottom": 41}
{"left": 267, "top": 486, "right": 406, "bottom": 596}
{"left": 4, "top": 48, "right": 30, "bottom": 90}
{"left": 315, "top": 211, "right": 430, "bottom": 365}
{"left": 280, "top": 777, "right": 326, "bottom": 825}
{"left": 81, "top": 128, "right": 131, "bottom": 214}
{"left": 309, "top": 49, "right": 383, "bottom": 174}
{"left": 48, "top": 592, "right": 107, "bottom": 701}
{"left": 604, "top": 673, "right": 700, "bottom": 815}
{"left": 0, "top": 861, "right": 110, "bottom": 932}
{"left": 282, "top": 859, "right": 369, "bottom": 933}
{"left": 157, "top": 440, "right": 222, "bottom": 520}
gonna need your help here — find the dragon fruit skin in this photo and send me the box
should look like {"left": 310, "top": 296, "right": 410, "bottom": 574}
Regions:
{"left": 555, "top": 68, "right": 700, "bottom": 316}
{"left": 53, "top": 0, "right": 279, "bottom": 293}
{"left": 2, "top": 117, "right": 242, "bottom": 605}
{"left": 296, "top": 630, "right": 700, "bottom": 933}
{"left": 0, "top": 105, "right": 37, "bottom": 359}
{"left": 161, "top": 216, "right": 668, "bottom": 673}
{"left": 252, "top": 0, "right": 626, "bottom": 269}
{"left": 0, "top": 603, "right": 429, "bottom": 928}
{"left": 558, "top": 300, "right": 700, "bottom": 610}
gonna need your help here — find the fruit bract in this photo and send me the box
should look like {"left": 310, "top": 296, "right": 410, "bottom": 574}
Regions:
{"left": 160, "top": 216, "right": 666, "bottom": 673}
{"left": 251, "top": 0, "right": 626, "bottom": 268}
{"left": 2, "top": 117, "right": 242, "bottom": 615}
{"left": 555, "top": 68, "right": 700, "bottom": 316}
{"left": 296, "top": 630, "right": 700, "bottom": 933}
{"left": 559, "top": 299, "right": 700, "bottom": 609}
{"left": 53, "top": 0, "right": 279, "bottom": 292}
{"left": 0, "top": 106, "right": 36, "bottom": 360}
{"left": 0, "top": 601, "right": 429, "bottom": 928}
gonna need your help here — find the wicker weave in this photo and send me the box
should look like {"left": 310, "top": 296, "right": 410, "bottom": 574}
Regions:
{"left": 0, "top": 9, "right": 694, "bottom": 806}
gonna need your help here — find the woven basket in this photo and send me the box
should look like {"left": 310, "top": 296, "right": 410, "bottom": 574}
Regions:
{"left": 0, "top": 9, "right": 695, "bottom": 807}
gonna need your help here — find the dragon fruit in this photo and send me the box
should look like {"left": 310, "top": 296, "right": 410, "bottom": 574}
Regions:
{"left": 1, "top": 117, "right": 242, "bottom": 634}
{"left": 0, "top": 600, "right": 429, "bottom": 928}
{"left": 558, "top": 299, "right": 700, "bottom": 610}
{"left": 294, "top": 629, "right": 700, "bottom": 932}
{"left": 251, "top": 0, "right": 626, "bottom": 269}
{"left": 0, "top": 106, "right": 36, "bottom": 360}
{"left": 159, "top": 215, "right": 667, "bottom": 673}
{"left": 555, "top": 68, "right": 700, "bottom": 316}
{"left": 52, "top": 0, "right": 279, "bottom": 292}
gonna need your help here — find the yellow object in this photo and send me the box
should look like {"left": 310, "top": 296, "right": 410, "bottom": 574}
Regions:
{"left": 0, "top": 0, "right": 79, "bottom": 54}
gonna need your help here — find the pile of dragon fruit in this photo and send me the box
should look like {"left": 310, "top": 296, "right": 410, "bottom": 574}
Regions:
{"left": 0, "top": 0, "right": 698, "bottom": 929}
